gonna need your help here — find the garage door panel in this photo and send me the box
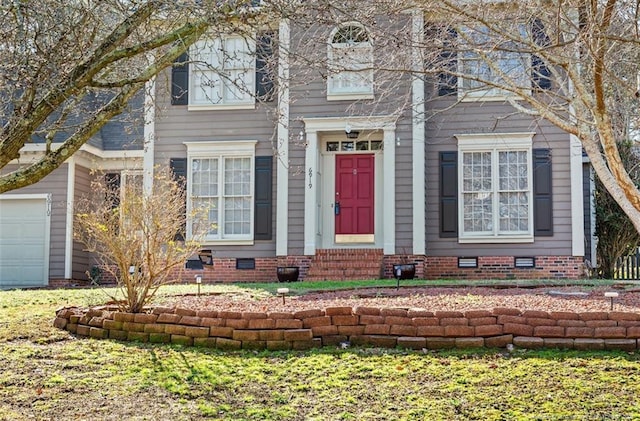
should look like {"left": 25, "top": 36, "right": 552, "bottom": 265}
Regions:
{"left": 0, "top": 196, "right": 50, "bottom": 288}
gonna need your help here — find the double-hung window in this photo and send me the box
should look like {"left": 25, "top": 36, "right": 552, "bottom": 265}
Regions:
{"left": 189, "top": 36, "right": 256, "bottom": 109}
{"left": 459, "top": 25, "right": 530, "bottom": 100}
{"left": 327, "top": 24, "right": 374, "bottom": 100}
{"left": 456, "top": 133, "right": 534, "bottom": 242}
{"left": 186, "top": 141, "right": 256, "bottom": 243}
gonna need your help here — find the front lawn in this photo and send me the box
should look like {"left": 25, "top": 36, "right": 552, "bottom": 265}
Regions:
{"left": 1, "top": 285, "right": 639, "bottom": 420}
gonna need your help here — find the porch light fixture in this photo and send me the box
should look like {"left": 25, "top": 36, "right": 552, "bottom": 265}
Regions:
{"left": 198, "top": 249, "right": 213, "bottom": 266}
{"left": 345, "top": 130, "right": 360, "bottom": 139}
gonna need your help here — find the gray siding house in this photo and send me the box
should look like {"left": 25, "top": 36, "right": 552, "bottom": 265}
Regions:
{"left": 0, "top": 13, "right": 595, "bottom": 287}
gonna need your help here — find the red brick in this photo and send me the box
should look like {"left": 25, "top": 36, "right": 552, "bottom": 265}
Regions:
{"left": 485, "top": 334, "right": 513, "bottom": 348}
{"left": 284, "top": 329, "right": 313, "bottom": 341}
{"left": 360, "top": 315, "right": 385, "bottom": 325}
{"left": 196, "top": 310, "right": 218, "bottom": 318}
{"left": 381, "top": 308, "right": 408, "bottom": 317}
{"left": 303, "top": 316, "right": 332, "bottom": 328}
{"left": 468, "top": 317, "right": 497, "bottom": 327}
{"left": 444, "top": 325, "right": 474, "bottom": 337}
{"left": 200, "top": 317, "right": 224, "bottom": 327}
{"left": 157, "top": 313, "right": 182, "bottom": 324}
{"left": 180, "top": 316, "right": 202, "bottom": 326}
{"left": 390, "top": 325, "right": 417, "bottom": 336}
{"left": 364, "top": 324, "right": 390, "bottom": 335}
{"left": 609, "top": 312, "right": 640, "bottom": 321}
{"left": 218, "top": 310, "right": 242, "bottom": 319}
{"left": 367, "top": 335, "right": 398, "bottom": 347}
{"left": 412, "top": 317, "right": 439, "bottom": 327}
{"left": 133, "top": 313, "right": 157, "bottom": 324}
{"left": 565, "top": 327, "right": 594, "bottom": 338}
{"left": 522, "top": 310, "right": 550, "bottom": 319}
{"left": 417, "top": 325, "right": 445, "bottom": 337}
{"left": 353, "top": 306, "right": 380, "bottom": 316}
{"left": 385, "top": 316, "right": 413, "bottom": 326}
{"left": 152, "top": 306, "right": 174, "bottom": 315}
{"left": 242, "top": 312, "right": 267, "bottom": 320}
{"left": 210, "top": 326, "right": 234, "bottom": 338}
{"left": 594, "top": 327, "right": 626, "bottom": 339}
{"left": 268, "top": 312, "right": 293, "bottom": 319}
{"left": 503, "top": 323, "right": 534, "bottom": 337}
{"left": 175, "top": 308, "right": 197, "bottom": 317}
{"left": 557, "top": 319, "right": 586, "bottom": 327}
{"left": 332, "top": 315, "right": 359, "bottom": 326}
{"left": 248, "top": 319, "right": 276, "bottom": 329}
{"left": 465, "top": 310, "right": 493, "bottom": 319}
{"left": 325, "top": 307, "right": 353, "bottom": 316}
{"left": 408, "top": 309, "right": 434, "bottom": 318}
{"left": 233, "top": 330, "right": 260, "bottom": 341}
{"left": 225, "top": 318, "right": 249, "bottom": 329}
{"left": 579, "top": 312, "right": 609, "bottom": 321}
{"left": 627, "top": 326, "right": 640, "bottom": 338}
{"left": 527, "top": 317, "right": 558, "bottom": 327}
{"left": 497, "top": 315, "right": 527, "bottom": 325}
{"left": 440, "top": 317, "right": 469, "bottom": 326}
{"left": 275, "top": 319, "right": 303, "bottom": 329}
{"left": 475, "top": 324, "right": 503, "bottom": 337}
{"left": 312, "top": 325, "right": 339, "bottom": 336}
{"left": 585, "top": 320, "right": 618, "bottom": 328}
{"left": 435, "top": 310, "right": 464, "bottom": 318}
{"left": 617, "top": 320, "right": 640, "bottom": 328}
{"left": 113, "top": 312, "right": 135, "bottom": 322}
{"left": 337, "top": 325, "right": 365, "bottom": 336}
{"left": 492, "top": 308, "right": 522, "bottom": 316}
{"left": 534, "top": 326, "right": 565, "bottom": 338}
{"left": 294, "top": 309, "right": 324, "bottom": 319}
{"left": 550, "top": 311, "right": 579, "bottom": 320}
{"left": 259, "top": 330, "right": 285, "bottom": 341}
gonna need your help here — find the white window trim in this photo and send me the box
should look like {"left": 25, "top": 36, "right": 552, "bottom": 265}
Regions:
{"left": 184, "top": 140, "right": 257, "bottom": 245}
{"left": 327, "top": 23, "right": 374, "bottom": 101}
{"left": 188, "top": 35, "right": 256, "bottom": 111}
{"left": 457, "top": 25, "right": 532, "bottom": 102}
{"left": 455, "top": 132, "right": 534, "bottom": 243}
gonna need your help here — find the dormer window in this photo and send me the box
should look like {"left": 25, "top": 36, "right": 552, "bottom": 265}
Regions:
{"left": 327, "top": 24, "right": 374, "bottom": 100}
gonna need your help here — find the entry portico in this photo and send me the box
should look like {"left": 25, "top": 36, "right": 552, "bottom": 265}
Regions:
{"left": 302, "top": 116, "right": 397, "bottom": 256}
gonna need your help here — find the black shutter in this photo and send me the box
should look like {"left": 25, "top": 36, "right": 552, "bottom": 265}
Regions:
{"left": 531, "top": 19, "right": 552, "bottom": 90}
{"left": 170, "top": 158, "right": 188, "bottom": 240}
{"left": 254, "top": 156, "right": 273, "bottom": 240}
{"left": 533, "top": 148, "right": 553, "bottom": 236}
{"left": 256, "top": 32, "right": 275, "bottom": 102}
{"left": 438, "top": 28, "right": 458, "bottom": 96}
{"left": 171, "top": 53, "right": 189, "bottom": 105}
{"left": 105, "top": 173, "right": 121, "bottom": 209}
{"left": 439, "top": 151, "right": 458, "bottom": 237}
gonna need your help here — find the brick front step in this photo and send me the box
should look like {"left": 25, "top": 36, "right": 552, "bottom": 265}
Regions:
{"left": 306, "top": 249, "right": 384, "bottom": 281}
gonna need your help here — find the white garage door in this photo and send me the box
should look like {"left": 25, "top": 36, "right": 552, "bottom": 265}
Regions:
{"left": 0, "top": 194, "right": 50, "bottom": 288}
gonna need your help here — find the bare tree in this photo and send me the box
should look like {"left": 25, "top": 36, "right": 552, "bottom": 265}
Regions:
{"left": 0, "top": 0, "right": 279, "bottom": 193}
{"left": 74, "top": 166, "right": 208, "bottom": 312}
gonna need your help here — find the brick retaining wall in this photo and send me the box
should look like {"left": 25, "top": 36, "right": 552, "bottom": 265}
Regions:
{"left": 54, "top": 306, "right": 640, "bottom": 351}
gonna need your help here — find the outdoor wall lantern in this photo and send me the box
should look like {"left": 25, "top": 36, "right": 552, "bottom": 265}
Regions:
{"left": 198, "top": 249, "right": 213, "bottom": 266}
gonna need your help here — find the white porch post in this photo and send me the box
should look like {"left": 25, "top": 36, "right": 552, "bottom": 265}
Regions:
{"left": 383, "top": 128, "right": 396, "bottom": 255}
{"left": 143, "top": 78, "right": 156, "bottom": 196}
{"left": 276, "top": 20, "right": 290, "bottom": 256}
{"left": 411, "top": 9, "right": 426, "bottom": 255}
{"left": 303, "top": 130, "right": 319, "bottom": 255}
{"left": 570, "top": 134, "right": 585, "bottom": 256}
{"left": 64, "top": 158, "right": 75, "bottom": 279}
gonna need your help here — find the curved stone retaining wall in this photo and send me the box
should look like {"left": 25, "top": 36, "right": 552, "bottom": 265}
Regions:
{"left": 53, "top": 306, "right": 640, "bottom": 351}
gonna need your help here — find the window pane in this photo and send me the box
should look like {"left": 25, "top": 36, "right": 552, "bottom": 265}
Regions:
{"left": 462, "top": 152, "right": 491, "bottom": 192}
{"left": 192, "top": 158, "right": 218, "bottom": 197}
{"left": 224, "top": 197, "right": 251, "bottom": 235}
{"left": 499, "top": 192, "right": 529, "bottom": 232}
{"left": 499, "top": 151, "right": 527, "bottom": 191}
{"left": 192, "top": 198, "right": 218, "bottom": 236}
{"left": 224, "top": 158, "right": 250, "bottom": 196}
{"left": 463, "top": 192, "right": 493, "bottom": 232}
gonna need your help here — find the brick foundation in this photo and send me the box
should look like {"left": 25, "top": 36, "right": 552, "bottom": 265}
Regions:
{"left": 54, "top": 305, "right": 640, "bottom": 351}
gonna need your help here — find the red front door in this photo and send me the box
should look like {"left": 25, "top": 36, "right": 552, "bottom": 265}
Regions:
{"left": 335, "top": 154, "right": 374, "bottom": 237}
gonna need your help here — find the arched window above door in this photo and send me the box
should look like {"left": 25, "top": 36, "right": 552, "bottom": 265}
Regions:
{"left": 327, "top": 23, "right": 374, "bottom": 100}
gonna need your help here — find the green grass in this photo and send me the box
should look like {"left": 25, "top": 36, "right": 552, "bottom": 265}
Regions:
{"left": 1, "top": 284, "right": 640, "bottom": 420}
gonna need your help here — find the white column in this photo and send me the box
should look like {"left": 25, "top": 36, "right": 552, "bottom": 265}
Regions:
{"left": 64, "top": 158, "right": 75, "bottom": 279}
{"left": 143, "top": 78, "right": 156, "bottom": 195}
{"left": 383, "top": 128, "right": 396, "bottom": 255}
{"left": 570, "top": 134, "right": 585, "bottom": 256}
{"left": 303, "top": 130, "right": 318, "bottom": 255}
{"left": 276, "top": 20, "right": 290, "bottom": 256}
{"left": 411, "top": 9, "right": 426, "bottom": 255}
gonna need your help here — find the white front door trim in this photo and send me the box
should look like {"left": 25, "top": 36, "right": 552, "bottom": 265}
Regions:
{"left": 302, "top": 116, "right": 396, "bottom": 255}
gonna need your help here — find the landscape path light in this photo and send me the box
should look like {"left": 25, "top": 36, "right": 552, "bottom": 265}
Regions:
{"left": 277, "top": 287, "right": 289, "bottom": 304}
{"left": 604, "top": 291, "right": 619, "bottom": 310}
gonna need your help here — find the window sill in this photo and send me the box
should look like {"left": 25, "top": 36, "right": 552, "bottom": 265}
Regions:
{"left": 327, "top": 93, "right": 374, "bottom": 101}
{"left": 458, "top": 235, "right": 534, "bottom": 244}
{"left": 187, "top": 103, "right": 256, "bottom": 111}
{"left": 200, "top": 239, "right": 255, "bottom": 246}
{"left": 458, "top": 92, "right": 529, "bottom": 103}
